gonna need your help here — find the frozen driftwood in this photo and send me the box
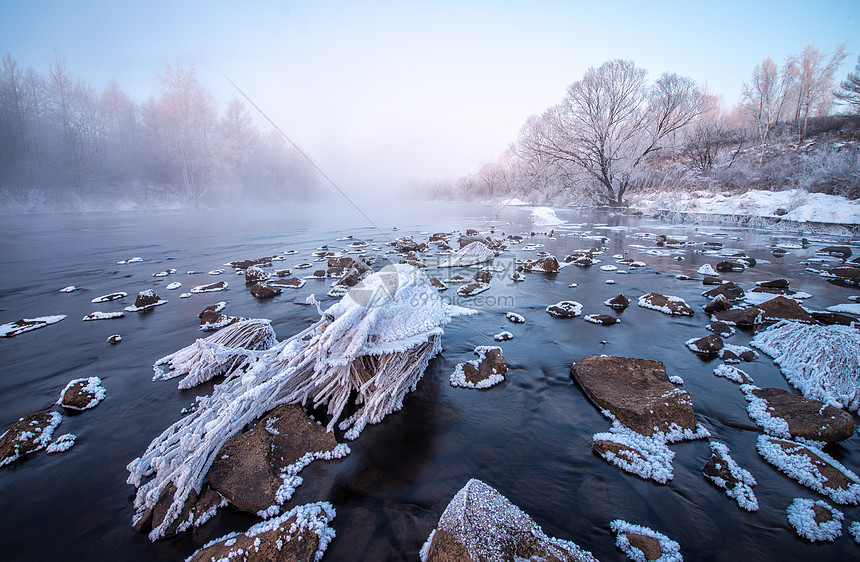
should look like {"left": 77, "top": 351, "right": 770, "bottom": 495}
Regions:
{"left": 128, "top": 264, "right": 474, "bottom": 540}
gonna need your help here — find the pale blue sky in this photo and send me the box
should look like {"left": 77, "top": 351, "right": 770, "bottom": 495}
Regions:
{"left": 1, "top": 0, "right": 858, "bottom": 194}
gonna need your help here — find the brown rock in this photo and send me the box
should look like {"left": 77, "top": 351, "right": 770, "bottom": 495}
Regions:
{"left": 716, "top": 261, "right": 745, "bottom": 273}
{"left": 207, "top": 404, "right": 339, "bottom": 513}
{"left": 812, "top": 504, "right": 833, "bottom": 524}
{"left": 687, "top": 334, "right": 723, "bottom": 356}
{"left": 250, "top": 283, "right": 281, "bottom": 299}
{"left": 755, "top": 295, "right": 813, "bottom": 323}
{"left": 245, "top": 265, "right": 271, "bottom": 284}
{"left": 429, "top": 277, "right": 448, "bottom": 290}
{"left": 593, "top": 440, "right": 645, "bottom": 463}
{"left": 606, "top": 294, "right": 630, "bottom": 310}
{"left": 523, "top": 256, "right": 559, "bottom": 273}
{"left": 422, "top": 479, "right": 596, "bottom": 562}
{"left": 703, "top": 281, "right": 744, "bottom": 301}
{"left": 58, "top": 379, "right": 103, "bottom": 410}
{"left": 625, "top": 533, "right": 663, "bottom": 561}
{"left": 227, "top": 256, "right": 277, "bottom": 269}
{"left": 811, "top": 311, "right": 859, "bottom": 326}
{"left": 461, "top": 348, "right": 507, "bottom": 385}
{"left": 757, "top": 279, "right": 790, "bottom": 289}
{"left": 270, "top": 277, "right": 303, "bottom": 288}
{"left": 704, "top": 294, "right": 732, "bottom": 314}
{"left": 186, "top": 505, "right": 333, "bottom": 562}
{"left": 818, "top": 246, "right": 852, "bottom": 259}
{"left": 713, "top": 307, "right": 762, "bottom": 328}
{"left": 708, "top": 321, "right": 734, "bottom": 338}
{"left": 702, "top": 276, "right": 723, "bottom": 285}
{"left": 638, "top": 293, "right": 694, "bottom": 316}
{"left": 750, "top": 388, "right": 854, "bottom": 443}
{"left": 703, "top": 448, "right": 743, "bottom": 491}
{"left": 134, "top": 290, "right": 160, "bottom": 308}
{"left": 772, "top": 248, "right": 788, "bottom": 257}
{"left": 0, "top": 412, "right": 60, "bottom": 467}
{"left": 586, "top": 314, "right": 619, "bottom": 325}
{"left": 546, "top": 301, "right": 583, "bottom": 318}
{"left": 148, "top": 483, "right": 197, "bottom": 537}
{"left": 571, "top": 355, "right": 696, "bottom": 436}
{"left": 763, "top": 437, "right": 859, "bottom": 497}
{"left": 824, "top": 267, "right": 860, "bottom": 287}
{"left": 472, "top": 269, "right": 493, "bottom": 283}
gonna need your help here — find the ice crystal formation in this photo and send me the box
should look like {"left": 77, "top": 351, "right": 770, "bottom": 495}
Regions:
{"left": 128, "top": 265, "right": 474, "bottom": 540}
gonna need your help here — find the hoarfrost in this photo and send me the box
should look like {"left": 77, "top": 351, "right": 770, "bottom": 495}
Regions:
{"left": 83, "top": 311, "right": 125, "bottom": 321}
{"left": 713, "top": 364, "right": 752, "bottom": 384}
{"left": 166, "top": 282, "right": 182, "bottom": 290}
{"left": 129, "top": 265, "right": 473, "bottom": 540}
{"left": 697, "top": 264, "right": 719, "bottom": 276}
{"left": 786, "top": 498, "right": 843, "bottom": 542}
{"left": 439, "top": 241, "right": 494, "bottom": 267}
{"left": 57, "top": 377, "right": 106, "bottom": 410}
{"left": 704, "top": 441, "right": 758, "bottom": 511}
{"left": 46, "top": 433, "right": 77, "bottom": 454}
{"left": 610, "top": 519, "right": 682, "bottom": 562}
{"left": 751, "top": 320, "right": 860, "bottom": 411}
{"left": 531, "top": 206, "right": 564, "bottom": 226}
{"left": 0, "top": 315, "right": 67, "bottom": 337}
{"left": 740, "top": 385, "right": 791, "bottom": 438}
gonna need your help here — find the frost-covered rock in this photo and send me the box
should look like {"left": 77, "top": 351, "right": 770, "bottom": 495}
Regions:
{"left": 450, "top": 346, "right": 507, "bottom": 389}
{"left": 571, "top": 355, "right": 696, "bottom": 436}
{"left": 637, "top": 293, "right": 693, "bottom": 316}
{"left": 245, "top": 265, "right": 271, "bottom": 284}
{"left": 703, "top": 441, "right": 758, "bottom": 511}
{"left": 129, "top": 265, "right": 475, "bottom": 540}
{"left": 493, "top": 331, "right": 513, "bottom": 341}
{"left": 697, "top": 264, "right": 719, "bottom": 277}
{"left": 786, "top": 498, "right": 843, "bottom": 542}
{"left": 250, "top": 282, "right": 281, "bottom": 299}
{"left": 821, "top": 266, "right": 860, "bottom": 287}
{"left": 0, "top": 315, "right": 66, "bottom": 337}
{"left": 713, "top": 364, "right": 753, "bottom": 384}
{"left": 207, "top": 404, "right": 346, "bottom": 515}
{"left": 420, "top": 479, "right": 596, "bottom": 562}
{"left": 703, "top": 294, "right": 732, "bottom": 314}
{"left": 610, "top": 519, "right": 682, "bottom": 562}
{"left": 546, "top": 300, "right": 583, "bottom": 318}
{"left": 530, "top": 206, "right": 564, "bottom": 226}
{"left": 0, "top": 412, "right": 62, "bottom": 467}
{"left": 757, "top": 435, "right": 860, "bottom": 504}
{"left": 125, "top": 290, "right": 167, "bottom": 312}
{"left": 584, "top": 314, "right": 619, "bottom": 325}
{"left": 741, "top": 385, "right": 853, "bottom": 443}
{"left": 755, "top": 296, "right": 813, "bottom": 323}
{"left": 154, "top": 319, "right": 278, "bottom": 390}
{"left": 457, "top": 282, "right": 490, "bottom": 298}
{"left": 702, "top": 282, "right": 744, "bottom": 301}
{"left": 91, "top": 292, "right": 127, "bottom": 303}
{"left": 439, "top": 241, "right": 494, "bottom": 268}
{"left": 186, "top": 502, "right": 336, "bottom": 562}
{"left": 190, "top": 281, "right": 228, "bottom": 294}
{"left": 270, "top": 277, "right": 305, "bottom": 289}
{"left": 522, "top": 256, "right": 559, "bottom": 273}
{"left": 57, "top": 377, "right": 106, "bottom": 411}
{"left": 505, "top": 311, "right": 525, "bottom": 324}
{"left": 108, "top": 334, "right": 122, "bottom": 344}
{"left": 685, "top": 335, "right": 723, "bottom": 357}
{"left": 751, "top": 320, "right": 860, "bottom": 412}
{"left": 605, "top": 293, "right": 630, "bottom": 310}
{"left": 83, "top": 311, "right": 125, "bottom": 321}
{"left": 46, "top": 433, "right": 76, "bottom": 454}
{"left": 59, "top": 285, "right": 77, "bottom": 293}
{"left": 117, "top": 257, "right": 143, "bottom": 264}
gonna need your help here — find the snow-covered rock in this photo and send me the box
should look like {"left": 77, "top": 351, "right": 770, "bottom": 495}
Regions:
{"left": 530, "top": 206, "right": 564, "bottom": 226}
{"left": 786, "top": 498, "right": 843, "bottom": 542}
{"left": 420, "top": 479, "right": 596, "bottom": 561}
{"left": 439, "top": 241, "right": 494, "bottom": 268}
{"left": 610, "top": 519, "right": 682, "bottom": 562}
{"left": 703, "top": 441, "right": 758, "bottom": 511}
{"left": 57, "top": 377, "right": 106, "bottom": 410}
{"left": 0, "top": 315, "right": 66, "bottom": 337}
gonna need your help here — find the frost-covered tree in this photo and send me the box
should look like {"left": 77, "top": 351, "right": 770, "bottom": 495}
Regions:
{"left": 520, "top": 60, "right": 702, "bottom": 206}
{"left": 835, "top": 55, "right": 860, "bottom": 113}
{"left": 741, "top": 57, "right": 796, "bottom": 163}
{"left": 792, "top": 43, "right": 847, "bottom": 141}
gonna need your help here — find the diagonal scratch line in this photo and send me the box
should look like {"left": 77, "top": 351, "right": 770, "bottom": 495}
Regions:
{"left": 222, "top": 74, "right": 385, "bottom": 236}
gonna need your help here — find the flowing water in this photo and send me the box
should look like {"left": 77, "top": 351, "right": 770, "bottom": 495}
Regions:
{"left": 0, "top": 201, "right": 858, "bottom": 561}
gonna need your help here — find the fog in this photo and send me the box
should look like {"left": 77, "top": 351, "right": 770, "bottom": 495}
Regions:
{"left": 1, "top": 1, "right": 858, "bottom": 211}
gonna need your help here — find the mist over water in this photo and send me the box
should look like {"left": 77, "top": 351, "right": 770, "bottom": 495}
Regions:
{"left": 0, "top": 201, "right": 858, "bottom": 561}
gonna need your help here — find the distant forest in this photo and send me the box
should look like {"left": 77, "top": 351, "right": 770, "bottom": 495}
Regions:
{"left": 0, "top": 53, "right": 318, "bottom": 212}
{"left": 422, "top": 43, "right": 860, "bottom": 207}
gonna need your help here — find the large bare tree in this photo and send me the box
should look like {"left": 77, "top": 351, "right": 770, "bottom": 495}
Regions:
{"left": 793, "top": 43, "right": 847, "bottom": 141}
{"left": 520, "top": 59, "right": 701, "bottom": 206}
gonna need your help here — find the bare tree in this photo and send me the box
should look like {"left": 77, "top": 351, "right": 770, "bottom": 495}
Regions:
{"left": 520, "top": 59, "right": 701, "bottom": 206}
{"left": 793, "top": 43, "right": 847, "bottom": 141}
{"left": 834, "top": 55, "right": 860, "bottom": 113}
{"left": 741, "top": 57, "right": 796, "bottom": 163}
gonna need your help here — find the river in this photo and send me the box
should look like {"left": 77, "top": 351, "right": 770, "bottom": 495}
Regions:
{"left": 0, "top": 201, "right": 858, "bottom": 560}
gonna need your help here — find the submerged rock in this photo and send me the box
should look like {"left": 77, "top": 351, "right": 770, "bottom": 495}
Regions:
{"left": 420, "top": 479, "right": 596, "bottom": 562}
{"left": 571, "top": 355, "right": 695, "bottom": 436}
{"left": 0, "top": 412, "right": 62, "bottom": 467}
{"left": 637, "top": 293, "right": 694, "bottom": 316}
{"left": 818, "top": 246, "right": 852, "bottom": 259}
{"left": 207, "top": 404, "right": 342, "bottom": 514}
